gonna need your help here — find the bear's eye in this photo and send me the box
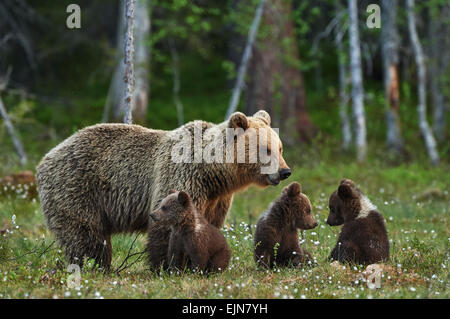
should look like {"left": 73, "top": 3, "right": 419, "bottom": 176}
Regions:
{"left": 161, "top": 205, "right": 167, "bottom": 211}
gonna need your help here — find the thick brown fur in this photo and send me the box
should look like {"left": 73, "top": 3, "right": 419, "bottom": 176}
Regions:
{"left": 327, "top": 179, "right": 390, "bottom": 265}
{"left": 149, "top": 190, "right": 230, "bottom": 273}
{"left": 254, "top": 182, "right": 317, "bottom": 268}
{"left": 36, "top": 111, "right": 287, "bottom": 269}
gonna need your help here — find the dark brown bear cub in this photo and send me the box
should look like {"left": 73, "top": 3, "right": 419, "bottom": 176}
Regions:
{"left": 254, "top": 182, "right": 318, "bottom": 268}
{"left": 327, "top": 179, "right": 389, "bottom": 265}
{"left": 149, "top": 190, "right": 230, "bottom": 273}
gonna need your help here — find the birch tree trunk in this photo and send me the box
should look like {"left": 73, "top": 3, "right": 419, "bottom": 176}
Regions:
{"left": 428, "top": 4, "right": 448, "bottom": 142}
{"left": 123, "top": 0, "right": 135, "bottom": 125}
{"left": 382, "top": 0, "right": 403, "bottom": 153}
{"left": 0, "top": 96, "right": 27, "bottom": 165}
{"left": 225, "top": 0, "right": 266, "bottom": 120}
{"left": 103, "top": 0, "right": 149, "bottom": 125}
{"left": 335, "top": 5, "right": 351, "bottom": 151}
{"left": 407, "top": 0, "right": 439, "bottom": 165}
{"left": 348, "top": 0, "right": 367, "bottom": 162}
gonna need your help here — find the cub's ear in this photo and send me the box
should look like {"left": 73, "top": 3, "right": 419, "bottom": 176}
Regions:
{"left": 286, "top": 182, "right": 301, "bottom": 197}
{"left": 338, "top": 183, "right": 356, "bottom": 200}
{"left": 339, "top": 178, "right": 355, "bottom": 187}
{"left": 253, "top": 110, "right": 271, "bottom": 126}
{"left": 178, "top": 191, "right": 191, "bottom": 208}
{"left": 228, "top": 112, "right": 249, "bottom": 130}
{"left": 169, "top": 189, "right": 177, "bottom": 194}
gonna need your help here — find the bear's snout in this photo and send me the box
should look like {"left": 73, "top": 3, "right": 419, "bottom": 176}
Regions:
{"left": 326, "top": 216, "right": 335, "bottom": 226}
{"left": 307, "top": 219, "right": 318, "bottom": 229}
{"left": 326, "top": 211, "right": 344, "bottom": 226}
{"left": 279, "top": 168, "right": 291, "bottom": 180}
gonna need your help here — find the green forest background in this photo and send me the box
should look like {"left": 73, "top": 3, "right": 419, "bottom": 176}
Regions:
{"left": 0, "top": 0, "right": 449, "bottom": 167}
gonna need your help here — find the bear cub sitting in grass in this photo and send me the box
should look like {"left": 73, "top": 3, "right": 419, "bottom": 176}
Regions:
{"left": 149, "top": 190, "right": 230, "bottom": 273}
{"left": 254, "top": 182, "right": 318, "bottom": 268}
{"left": 327, "top": 179, "right": 389, "bottom": 265}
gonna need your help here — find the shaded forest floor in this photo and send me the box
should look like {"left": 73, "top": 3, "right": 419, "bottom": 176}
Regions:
{"left": 0, "top": 147, "right": 448, "bottom": 298}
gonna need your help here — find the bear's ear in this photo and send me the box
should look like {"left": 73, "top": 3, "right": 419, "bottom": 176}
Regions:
{"left": 228, "top": 112, "right": 249, "bottom": 130}
{"left": 253, "top": 110, "right": 271, "bottom": 126}
{"left": 339, "top": 178, "right": 355, "bottom": 187}
{"left": 286, "top": 182, "right": 301, "bottom": 197}
{"left": 169, "top": 189, "right": 176, "bottom": 194}
{"left": 337, "top": 182, "right": 357, "bottom": 200}
{"left": 177, "top": 191, "right": 191, "bottom": 208}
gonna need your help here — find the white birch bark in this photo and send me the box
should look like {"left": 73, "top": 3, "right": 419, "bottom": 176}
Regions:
{"left": 348, "top": 0, "right": 366, "bottom": 162}
{"left": 382, "top": 0, "right": 403, "bottom": 153}
{"left": 407, "top": 0, "right": 440, "bottom": 165}
{"left": 225, "top": 0, "right": 266, "bottom": 120}
{"left": 335, "top": 16, "right": 351, "bottom": 151}
{"left": 103, "top": 0, "right": 149, "bottom": 124}
{"left": 123, "top": 0, "right": 135, "bottom": 125}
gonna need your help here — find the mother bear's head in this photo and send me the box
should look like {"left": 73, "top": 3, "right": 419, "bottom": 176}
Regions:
{"left": 226, "top": 110, "right": 291, "bottom": 187}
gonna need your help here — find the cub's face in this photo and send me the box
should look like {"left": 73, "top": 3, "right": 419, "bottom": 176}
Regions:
{"left": 150, "top": 190, "right": 192, "bottom": 224}
{"left": 326, "top": 191, "right": 344, "bottom": 226}
{"left": 283, "top": 182, "right": 318, "bottom": 230}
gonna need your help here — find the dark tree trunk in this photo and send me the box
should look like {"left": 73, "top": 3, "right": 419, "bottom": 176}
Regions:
{"left": 245, "top": 0, "right": 317, "bottom": 142}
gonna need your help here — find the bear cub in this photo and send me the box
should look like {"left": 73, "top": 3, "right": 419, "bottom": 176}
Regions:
{"left": 149, "top": 190, "right": 230, "bottom": 273}
{"left": 254, "top": 182, "right": 318, "bottom": 268}
{"left": 327, "top": 179, "right": 389, "bottom": 265}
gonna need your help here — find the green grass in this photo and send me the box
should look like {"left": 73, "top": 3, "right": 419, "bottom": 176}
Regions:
{"left": 0, "top": 150, "right": 448, "bottom": 299}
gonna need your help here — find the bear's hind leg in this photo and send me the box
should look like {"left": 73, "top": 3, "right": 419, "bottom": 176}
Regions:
{"left": 56, "top": 223, "right": 112, "bottom": 271}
